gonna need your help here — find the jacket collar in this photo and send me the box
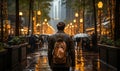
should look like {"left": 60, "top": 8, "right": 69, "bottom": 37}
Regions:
{"left": 57, "top": 30, "right": 65, "bottom": 33}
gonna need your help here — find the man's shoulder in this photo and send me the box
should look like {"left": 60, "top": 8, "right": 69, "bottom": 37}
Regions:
{"left": 57, "top": 32, "right": 69, "bottom": 36}
{"left": 49, "top": 33, "right": 70, "bottom": 40}
{"left": 49, "top": 33, "right": 56, "bottom": 38}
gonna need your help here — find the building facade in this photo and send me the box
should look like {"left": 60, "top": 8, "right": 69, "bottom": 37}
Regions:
{"left": 49, "top": 0, "right": 66, "bottom": 31}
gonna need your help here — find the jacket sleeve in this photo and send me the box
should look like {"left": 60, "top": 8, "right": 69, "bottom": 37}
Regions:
{"left": 68, "top": 37, "right": 75, "bottom": 67}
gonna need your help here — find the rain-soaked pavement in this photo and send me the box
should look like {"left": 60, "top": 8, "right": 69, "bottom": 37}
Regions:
{"left": 23, "top": 43, "right": 115, "bottom": 71}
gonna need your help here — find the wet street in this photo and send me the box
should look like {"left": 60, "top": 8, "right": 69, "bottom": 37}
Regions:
{"left": 23, "top": 44, "right": 115, "bottom": 71}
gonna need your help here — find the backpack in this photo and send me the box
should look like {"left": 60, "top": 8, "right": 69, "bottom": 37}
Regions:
{"left": 52, "top": 38, "right": 67, "bottom": 64}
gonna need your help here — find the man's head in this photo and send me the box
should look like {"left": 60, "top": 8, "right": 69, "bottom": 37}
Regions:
{"left": 57, "top": 22, "right": 65, "bottom": 31}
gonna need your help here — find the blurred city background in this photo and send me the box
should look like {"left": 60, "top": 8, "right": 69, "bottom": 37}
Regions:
{"left": 0, "top": 0, "right": 120, "bottom": 71}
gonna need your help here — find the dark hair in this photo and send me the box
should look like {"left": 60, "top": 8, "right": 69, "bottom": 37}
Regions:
{"left": 57, "top": 22, "right": 65, "bottom": 30}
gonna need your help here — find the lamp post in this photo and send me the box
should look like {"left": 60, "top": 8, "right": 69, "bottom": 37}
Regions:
{"left": 73, "top": 19, "right": 76, "bottom": 34}
{"left": 32, "top": 16, "right": 35, "bottom": 34}
{"left": 37, "top": 10, "right": 41, "bottom": 16}
{"left": 19, "top": 11, "right": 23, "bottom": 35}
{"left": 98, "top": 1, "right": 103, "bottom": 40}
{"left": 19, "top": 12, "right": 23, "bottom": 16}
{"left": 70, "top": 23, "right": 72, "bottom": 36}
{"left": 44, "top": 19, "right": 47, "bottom": 34}
{"left": 36, "top": 23, "right": 40, "bottom": 34}
{"left": 21, "top": 28, "right": 24, "bottom": 35}
{"left": 80, "top": 18, "right": 83, "bottom": 33}
{"left": 37, "top": 10, "right": 41, "bottom": 34}
{"left": 75, "top": 12, "right": 79, "bottom": 33}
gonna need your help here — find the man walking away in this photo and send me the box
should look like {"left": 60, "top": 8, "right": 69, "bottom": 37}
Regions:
{"left": 48, "top": 22, "right": 75, "bottom": 71}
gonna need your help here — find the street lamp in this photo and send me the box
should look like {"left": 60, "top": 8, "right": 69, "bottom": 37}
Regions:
{"left": 98, "top": 1, "right": 103, "bottom": 40}
{"left": 37, "top": 10, "right": 41, "bottom": 33}
{"left": 37, "top": 10, "right": 41, "bottom": 16}
{"left": 80, "top": 18, "right": 83, "bottom": 33}
{"left": 44, "top": 19, "right": 47, "bottom": 34}
{"left": 75, "top": 12, "right": 79, "bottom": 17}
{"left": 19, "top": 12, "right": 23, "bottom": 16}
{"left": 19, "top": 11, "right": 23, "bottom": 35}
{"left": 21, "top": 28, "right": 24, "bottom": 35}
{"left": 73, "top": 19, "right": 76, "bottom": 23}
{"left": 80, "top": 18, "right": 83, "bottom": 23}
{"left": 75, "top": 12, "right": 79, "bottom": 33}
{"left": 44, "top": 18, "right": 47, "bottom": 22}
{"left": 73, "top": 19, "right": 76, "bottom": 34}
{"left": 98, "top": 1, "right": 103, "bottom": 9}
{"left": 36, "top": 23, "right": 41, "bottom": 34}
{"left": 68, "top": 24, "right": 70, "bottom": 35}
{"left": 70, "top": 23, "right": 72, "bottom": 36}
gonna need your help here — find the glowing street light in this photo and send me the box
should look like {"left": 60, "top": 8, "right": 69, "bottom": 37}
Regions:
{"left": 98, "top": 1, "right": 103, "bottom": 40}
{"left": 44, "top": 18, "right": 47, "bottom": 22}
{"left": 37, "top": 10, "right": 41, "bottom": 15}
{"left": 73, "top": 19, "right": 76, "bottom": 34}
{"left": 73, "top": 19, "right": 76, "bottom": 23}
{"left": 70, "top": 23, "right": 73, "bottom": 35}
{"left": 19, "top": 12, "right": 23, "bottom": 16}
{"left": 19, "top": 12, "right": 23, "bottom": 35}
{"left": 80, "top": 18, "right": 83, "bottom": 23}
{"left": 98, "top": 1, "right": 103, "bottom": 9}
{"left": 75, "top": 12, "right": 79, "bottom": 33}
{"left": 37, "top": 10, "right": 41, "bottom": 34}
{"left": 80, "top": 18, "right": 84, "bottom": 33}
{"left": 75, "top": 12, "right": 79, "bottom": 17}
{"left": 44, "top": 19, "right": 48, "bottom": 34}
{"left": 32, "top": 17, "right": 35, "bottom": 21}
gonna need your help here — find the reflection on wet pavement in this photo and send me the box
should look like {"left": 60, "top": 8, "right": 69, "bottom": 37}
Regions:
{"left": 23, "top": 44, "right": 114, "bottom": 71}
{"left": 24, "top": 46, "right": 51, "bottom": 71}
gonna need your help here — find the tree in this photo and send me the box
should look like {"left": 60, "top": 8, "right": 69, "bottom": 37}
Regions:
{"left": 37, "top": 0, "right": 53, "bottom": 22}
{"left": 8, "top": 0, "right": 53, "bottom": 22}
{"left": 114, "top": 0, "right": 120, "bottom": 41}
{"left": 7, "top": 0, "right": 53, "bottom": 35}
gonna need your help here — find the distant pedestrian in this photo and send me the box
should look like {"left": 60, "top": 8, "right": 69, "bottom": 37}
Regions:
{"left": 76, "top": 37, "right": 82, "bottom": 50}
{"left": 48, "top": 22, "right": 75, "bottom": 71}
{"left": 39, "top": 36, "right": 43, "bottom": 48}
{"left": 29, "top": 35, "right": 36, "bottom": 53}
{"left": 7, "top": 35, "right": 13, "bottom": 41}
{"left": 91, "top": 33, "right": 97, "bottom": 51}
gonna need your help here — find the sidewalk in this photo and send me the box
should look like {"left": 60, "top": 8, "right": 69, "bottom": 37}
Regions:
{"left": 23, "top": 43, "right": 115, "bottom": 71}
